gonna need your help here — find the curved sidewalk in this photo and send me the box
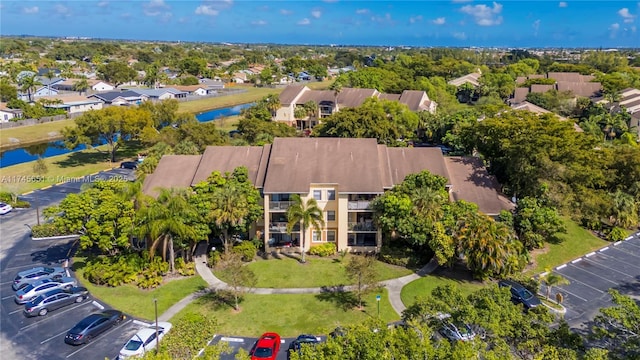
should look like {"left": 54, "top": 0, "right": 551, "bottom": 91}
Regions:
{"left": 159, "top": 242, "right": 439, "bottom": 321}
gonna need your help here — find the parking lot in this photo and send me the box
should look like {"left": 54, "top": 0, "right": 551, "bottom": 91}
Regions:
{"left": 1, "top": 168, "right": 143, "bottom": 360}
{"left": 211, "top": 335, "right": 327, "bottom": 360}
{"left": 542, "top": 234, "right": 640, "bottom": 329}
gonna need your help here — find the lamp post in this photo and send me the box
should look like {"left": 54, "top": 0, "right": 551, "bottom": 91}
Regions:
{"left": 376, "top": 294, "right": 381, "bottom": 318}
{"left": 154, "top": 298, "right": 159, "bottom": 353}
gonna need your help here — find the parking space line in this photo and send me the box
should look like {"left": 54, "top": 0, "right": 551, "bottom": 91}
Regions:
{"left": 2, "top": 295, "right": 15, "bottom": 300}
{"left": 220, "top": 337, "right": 245, "bottom": 343}
{"left": 553, "top": 286, "right": 588, "bottom": 302}
{"left": 65, "top": 319, "right": 132, "bottom": 359}
{"left": 554, "top": 271, "right": 605, "bottom": 294}
{"left": 9, "top": 308, "right": 23, "bottom": 315}
{"left": 20, "top": 302, "right": 93, "bottom": 331}
{"left": 583, "top": 258, "right": 634, "bottom": 278}
{"left": 594, "top": 251, "right": 640, "bottom": 271}
{"left": 621, "top": 241, "right": 640, "bottom": 249}
{"left": 567, "top": 264, "right": 619, "bottom": 286}
{"left": 40, "top": 329, "right": 69, "bottom": 344}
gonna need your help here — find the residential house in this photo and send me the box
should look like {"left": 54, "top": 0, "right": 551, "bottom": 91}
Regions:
{"left": 232, "top": 71, "right": 249, "bottom": 83}
{"left": 511, "top": 72, "right": 602, "bottom": 104}
{"left": 275, "top": 85, "right": 437, "bottom": 129}
{"left": 88, "top": 90, "right": 148, "bottom": 106}
{"left": 18, "top": 84, "right": 60, "bottom": 101}
{"left": 142, "top": 138, "right": 513, "bottom": 253}
{"left": 199, "top": 78, "right": 226, "bottom": 90}
{"left": 90, "top": 80, "right": 115, "bottom": 92}
{"left": 597, "top": 88, "right": 640, "bottom": 139}
{"left": 127, "top": 88, "right": 188, "bottom": 101}
{"left": 0, "top": 103, "right": 23, "bottom": 122}
{"left": 172, "top": 85, "right": 209, "bottom": 96}
{"left": 37, "top": 68, "right": 62, "bottom": 77}
{"left": 39, "top": 95, "right": 103, "bottom": 114}
{"left": 447, "top": 72, "right": 482, "bottom": 87}
{"left": 510, "top": 101, "right": 583, "bottom": 132}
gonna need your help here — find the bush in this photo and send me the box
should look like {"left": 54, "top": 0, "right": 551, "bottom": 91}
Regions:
{"left": 82, "top": 253, "right": 168, "bottom": 288}
{"left": 175, "top": 257, "right": 196, "bottom": 276}
{"left": 0, "top": 191, "right": 30, "bottom": 208}
{"left": 378, "top": 245, "right": 429, "bottom": 268}
{"left": 232, "top": 241, "right": 257, "bottom": 262}
{"left": 31, "top": 223, "right": 71, "bottom": 238}
{"left": 161, "top": 311, "right": 218, "bottom": 359}
{"left": 608, "top": 227, "right": 627, "bottom": 242}
{"left": 309, "top": 243, "right": 336, "bottom": 257}
{"left": 208, "top": 250, "right": 222, "bottom": 268}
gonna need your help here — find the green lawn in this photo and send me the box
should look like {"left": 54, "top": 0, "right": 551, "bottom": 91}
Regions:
{"left": 1, "top": 119, "right": 75, "bottom": 151}
{"left": 0, "top": 142, "right": 144, "bottom": 195}
{"left": 173, "top": 289, "right": 399, "bottom": 337}
{"left": 74, "top": 267, "right": 207, "bottom": 321}
{"left": 213, "top": 256, "right": 413, "bottom": 288}
{"left": 527, "top": 217, "right": 608, "bottom": 275}
{"left": 177, "top": 86, "right": 283, "bottom": 114}
{"left": 400, "top": 274, "right": 486, "bottom": 308}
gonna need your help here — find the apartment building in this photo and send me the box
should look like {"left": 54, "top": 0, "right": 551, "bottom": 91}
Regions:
{"left": 142, "top": 138, "right": 513, "bottom": 253}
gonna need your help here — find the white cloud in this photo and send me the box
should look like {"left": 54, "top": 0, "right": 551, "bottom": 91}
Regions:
{"left": 558, "top": 2, "right": 567, "bottom": 8}
{"left": 23, "top": 6, "right": 38, "bottom": 14}
{"left": 371, "top": 13, "right": 394, "bottom": 25}
{"left": 195, "top": 5, "right": 218, "bottom": 16}
{"left": 251, "top": 20, "right": 267, "bottom": 26}
{"left": 618, "top": 8, "right": 637, "bottom": 23}
{"left": 280, "top": 9, "right": 293, "bottom": 15}
{"left": 609, "top": 22, "right": 620, "bottom": 38}
{"left": 297, "top": 18, "right": 311, "bottom": 25}
{"left": 355, "top": 9, "right": 369, "bottom": 15}
{"left": 55, "top": 4, "right": 71, "bottom": 16}
{"left": 610, "top": 23, "right": 620, "bottom": 29}
{"left": 432, "top": 17, "right": 446, "bottom": 25}
{"left": 460, "top": 1, "right": 503, "bottom": 26}
{"left": 311, "top": 10, "right": 322, "bottom": 18}
{"left": 532, "top": 19, "right": 540, "bottom": 36}
{"left": 409, "top": 15, "right": 423, "bottom": 24}
{"left": 452, "top": 32, "right": 467, "bottom": 40}
{"left": 97, "top": 1, "right": 109, "bottom": 7}
{"left": 144, "top": 0, "right": 170, "bottom": 16}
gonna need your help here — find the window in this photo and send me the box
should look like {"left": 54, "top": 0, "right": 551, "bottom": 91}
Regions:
{"left": 327, "top": 231, "right": 336, "bottom": 242}
{"left": 327, "top": 211, "right": 336, "bottom": 221}
{"left": 313, "top": 190, "right": 322, "bottom": 200}
{"left": 327, "top": 189, "right": 336, "bottom": 200}
{"left": 312, "top": 231, "right": 322, "bottom": 242}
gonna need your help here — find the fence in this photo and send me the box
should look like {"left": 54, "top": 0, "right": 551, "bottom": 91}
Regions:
{"left": 0, "top": 112, "right": 84, "bottom": 130}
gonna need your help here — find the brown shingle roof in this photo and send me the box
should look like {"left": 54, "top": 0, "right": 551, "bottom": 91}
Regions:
{"left": 398, "top": 90, "right": 428, "bottom": 111}
{"left": 513, "top": 87, "right": 530, "bottom": 103}
{"left": 547, "top": 72, "right": 586, "bottom": 82}
{"left": 556, "top": 82, "right": 601, "bottom": 98}
{"left": 384, "top": 147, "right": 451, "bottom": 187}
{"left": 142, "top": 155, "right": 202, "bottom": 197}
{"left": 530, "top": 84, "right": 554, "bottom": 93}
{"left": 279, "top": 85, "right": 307, "bottom": 105}
{"left": 191, "top": 146, "right": 267, "bottom": 186}
{"left": 337, "top": 88, "right": 379, "bottom": 108}
{"left": 445, "top": 157, "right": 514, "bottom": 216}
{"left": 262, "top": 137, "right": 385, "bottom": 194}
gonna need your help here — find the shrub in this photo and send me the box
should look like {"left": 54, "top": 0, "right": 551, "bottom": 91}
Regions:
{"left": 31, "top": 223, "right": 71, "bottom": 238}
{"left": 378, "top": 245, "right": 429, "bottom": 268}
{"left": 309, "top": 243, "right": 336, "bottom": 257}
{"left": 0, "top": 191, "right": 30, "bottom": 208}
{"left": 82, "top": 253, "right": 168, "bottom": 288}
{"left": 161, "top": 311, "right": 218, "bottom": 359}
{"left": 232, "top": 241, "right": 257, "bottom": 262}
{"left": 175, "top": 257, "right": 196, "bottom": 276}
{"left": 607, "top": 227, "right": 627, "bottom": 242}
{"left": 208, "top": 250, "right": 221, "bottom": 268}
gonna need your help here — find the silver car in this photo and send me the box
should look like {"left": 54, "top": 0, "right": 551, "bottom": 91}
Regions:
{"left": 24, "top": 287, "right": 89, "bottom": 317}
{"left": 13, "top": 266, "right": 68, "bottom": 291}
{"left": 15, "top": 277, "right": 77, "bottom": 304}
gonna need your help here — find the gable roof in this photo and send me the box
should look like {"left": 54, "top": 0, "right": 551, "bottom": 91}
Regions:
{"left": 448, "top": 73, "right": 481, "bottom": 87}
{"left": 142, "top": 155, "right": 202, "bottom": 197}
{"left": 279, "top": 85, "right": 307, "bottom": 105}
{"left": 398, "top": 90, "right": 430, "bottom": 111}
{"left": 191, "top": 146, "right": 268, "bottom": 187}
{"left": 88, "top": 90, "right": 146, "bottom": 102}
{"left": 384, "top": 147, "right": 451, "bottom": 188}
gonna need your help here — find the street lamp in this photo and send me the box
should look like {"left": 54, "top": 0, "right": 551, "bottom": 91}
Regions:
{"left": 154, "top": 298, "right": 159, "bottom": 353}
{"left": 376, "top": 294, "right": 381, "bottom": 317}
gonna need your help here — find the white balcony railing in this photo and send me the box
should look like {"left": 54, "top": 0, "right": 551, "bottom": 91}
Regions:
{"left": 348, "top": 200, "right": 371, "bottom": 210}
{"left": 348, "top": 221, "right": 377, "bottom": 231}
{"left": 269, "top": 222, "right": 299, "bottom": 233}
{"left": 269, "top": 201, "right": 293, "bottom": 211}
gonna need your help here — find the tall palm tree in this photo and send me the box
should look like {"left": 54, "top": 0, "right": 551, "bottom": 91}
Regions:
{"left": 329, "top": 81, "right": 342, "bottom": 114}
{"left": 136, "top": 188, "right": 199, "bottom": 273}
{"left": 20, "top": 74, "right": 41, "bottom": 102}
{"left": 286, "top": 195, "right": 325, "bottom": 263}
{"left": 72, "top": 78, "right": 89, "bottom": 95}
{"left": 540, "top": 268, "right": 569, "bottom": 301}
{"left": 610, "top": 190, "right": 638, "bottom": 228}
{"left": 44, "top": 69, "right": 54, "bottom": 94}
{"left": 265, "top": 95, "right": 280, "bottom": 120}
{"left": 209, "top": 185, "right": 250, "bottom": 253}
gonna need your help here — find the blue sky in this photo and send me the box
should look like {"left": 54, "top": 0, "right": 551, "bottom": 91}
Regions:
{"left": 1, "top": 1, "right": 639, "bottom": 47}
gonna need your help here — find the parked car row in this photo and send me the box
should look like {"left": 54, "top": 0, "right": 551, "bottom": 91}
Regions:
{"left": 248, "top": 332, "right": 323, "bottom": 360}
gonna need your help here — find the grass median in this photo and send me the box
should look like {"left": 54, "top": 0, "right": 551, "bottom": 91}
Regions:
{"left": 213, "top": 256, "right": 413, "bottom": 288}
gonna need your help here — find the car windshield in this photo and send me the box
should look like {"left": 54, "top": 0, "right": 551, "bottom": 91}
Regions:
{"left": 124, "top": 339, "right": 143, "bottom": 351}
{"left": 520, "top": 289, "right": 534, "bottom": 300}
{"left": 253, "top": 347, "right": 273, "bottom": 357}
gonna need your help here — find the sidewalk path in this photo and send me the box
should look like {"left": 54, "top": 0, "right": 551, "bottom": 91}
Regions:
{"left": 158, "top": 241, "right": 439, "bottom": 320}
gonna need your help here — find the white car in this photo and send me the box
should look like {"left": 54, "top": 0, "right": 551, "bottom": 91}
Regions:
{"left": 0, "top": 202, "right": 12, "bottom": 215}
{"left": 118, "top": 322, "right": 172, "bottom": 359}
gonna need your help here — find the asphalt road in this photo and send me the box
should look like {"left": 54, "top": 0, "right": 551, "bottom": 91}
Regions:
{"left": 0, "top": 168, "right": 143, "bottom": 360}
{"left": 541, "top": 234, "right": 640, "bottom": 332}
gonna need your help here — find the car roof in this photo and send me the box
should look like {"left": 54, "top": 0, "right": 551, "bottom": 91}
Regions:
{"left": 499, "top": 279, "right": 523, "bottom": 289}
{"left": 257, "top": 334, "right": 279, "bottom": 347}
{"left": 18, "top": 267, "right": 51, "bottom": 276}
{"left": 134, "top": 328, "right": 157, "bottom": 340}
{"left": 43, "top": 288, "right": 65, "bottom": 297}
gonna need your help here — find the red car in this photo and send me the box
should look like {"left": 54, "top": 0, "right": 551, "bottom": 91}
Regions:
{"left": 250, "top": 332, "right": 281, "bottom": 360}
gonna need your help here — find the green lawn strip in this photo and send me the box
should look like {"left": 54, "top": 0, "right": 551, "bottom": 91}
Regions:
{"left": 400, "top": 275, "right": 486, "bottom": 308}
{"left": 1, "top": 119, "right": 75, "bottom": 150}
{"left": 528, "top": 217, "right": 608, "bottom": 275}
{"left": 176, "top": 290, "right": 398, "bottom": 338}
{"left": 177, "top": 86, "right": 284, "bottom": 114}
{"left": 213, "top": 256, "right": 413, "bottom": 288}
{"left": 75, "top": 267, "right": 208, "bottom": 321}
{"left": 0, "top": 142, "right": 144, "bottom": 195}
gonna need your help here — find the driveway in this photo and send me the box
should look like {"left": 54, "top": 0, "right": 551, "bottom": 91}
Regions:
{"left": 541, "top": 234, "right": 640, "bottom": 330}
{"left": 0, "top": 168, "right": 142, "bottom": 360}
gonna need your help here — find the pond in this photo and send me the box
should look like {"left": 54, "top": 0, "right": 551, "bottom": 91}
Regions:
{"left": 0, "top": 103, "right": 254, "bottom": 168}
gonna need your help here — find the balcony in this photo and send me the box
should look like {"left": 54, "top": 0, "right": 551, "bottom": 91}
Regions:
{"left": 269, "top": 222, "right": 299, "bottom": 233}
{"left": 348, "top": 200, "right": 372, "bottom": 210}
{"left": 348, "top": 221, "right": 377, "bottom": 232}
{"left": 269, "top": 201, "right": 293, "bottom": 211}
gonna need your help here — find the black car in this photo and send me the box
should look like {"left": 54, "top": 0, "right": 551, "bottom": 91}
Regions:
{"left": 120, "top": 161, "right": 138, "bottom": 170}
{"left": 64, "top": 310, "right": 125, "bottom": 345}
{"left": 287, "top": 334, "right": 320, "bottom": 358}
{"left": 24, "top": 287, "right": 89, "bottom": 317}
{"left": 498, "top": 280, "right": 541, "bottom": 310}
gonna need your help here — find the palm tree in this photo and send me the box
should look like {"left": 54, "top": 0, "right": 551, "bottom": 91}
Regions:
{"left": 610, "top": 190, "right": 638, "bottom": 228}
{"left": 72, "top": 78, "right": 89, "bottom": 95}
{"left": 44, "top": 69, "right": 54, "bottom": 94}
{"left": 136, "top": 188, "right": 199, "bottom": 273}
{"left": 209, "top": 185, "right": 250, "bottom": 253}
{"left": 540, "top": 268, "right": 569, "bottom": 302}
{"left": 20, "top": 74, "right": 41, "bottom": 102}
{"left": 411, "top": 187, "right": 445, "bottom": 224}
{"left": 265, "top": 95, "right": 280, "bottom": 120}
{"left": 329, "top": 81, "right": 342, "bottom": 114}
{"left": 286, "top": 194, "right": 325, "bottom": 263}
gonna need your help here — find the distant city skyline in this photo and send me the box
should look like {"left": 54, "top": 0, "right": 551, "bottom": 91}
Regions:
{"left": 1, "top": 1, "right": 639, "bottom": 48}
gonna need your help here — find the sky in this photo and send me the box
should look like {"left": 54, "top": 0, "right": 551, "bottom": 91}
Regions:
{"left": 1, "top": 1, "right": 639, "bottom": 48}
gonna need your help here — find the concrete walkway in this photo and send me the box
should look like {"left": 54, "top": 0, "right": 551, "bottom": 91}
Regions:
{"left": 158, "top": 242, "right": 439, "bottom": 320}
